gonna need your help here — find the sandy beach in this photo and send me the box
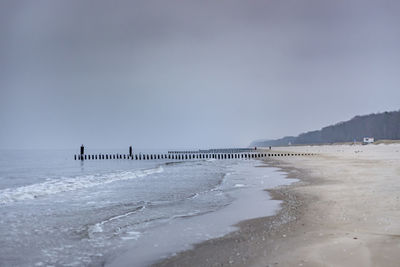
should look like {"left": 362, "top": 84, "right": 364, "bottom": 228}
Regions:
{"left": 154, "top": 143, "right": 400, "bottom": 266}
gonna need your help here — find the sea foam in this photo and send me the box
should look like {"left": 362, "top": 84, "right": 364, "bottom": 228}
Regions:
{"left": 0, "top": 166, "right": 163, "bottom": 204}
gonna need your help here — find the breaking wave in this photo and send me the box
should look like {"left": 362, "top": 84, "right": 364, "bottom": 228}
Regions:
{"left": 0, "top": 166, "right": 164, "bottom": 204}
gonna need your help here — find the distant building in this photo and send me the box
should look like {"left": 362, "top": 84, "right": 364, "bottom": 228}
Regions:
{"left": 363, "top": 137, "right": 374, "bottom": 144}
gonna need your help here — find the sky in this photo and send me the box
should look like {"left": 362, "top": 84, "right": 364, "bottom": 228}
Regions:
{"left": 1, "top": 0, "right": 399, "bottom": 150}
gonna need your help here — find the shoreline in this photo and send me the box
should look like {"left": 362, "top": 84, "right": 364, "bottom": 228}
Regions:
{"left": 108, "top": 159, "right": 295, "bottom": 267}
{"left": 153, "top": 157, "right": 311, "bottom": 267}
{"left": 154, "top": 144, "right": 400, "bottom": 266}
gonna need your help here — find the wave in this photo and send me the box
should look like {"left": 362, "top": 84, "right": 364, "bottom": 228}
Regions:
{"left": 88, "top": 206, "right": 146, "bottom": 236}
{"left": 0, "top": 166, "right": 164, "bottom": 204}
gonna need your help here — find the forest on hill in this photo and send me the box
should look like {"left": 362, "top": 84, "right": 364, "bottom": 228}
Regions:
{"left": 251, "top": 110, "right": 400, "bottom": 147}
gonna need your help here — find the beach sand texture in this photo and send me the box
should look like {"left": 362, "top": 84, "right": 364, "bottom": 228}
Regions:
{"left": 155, "top": 144, "right": 400, "bottom": 267}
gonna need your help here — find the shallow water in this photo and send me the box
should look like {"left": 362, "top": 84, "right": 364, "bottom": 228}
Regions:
{"left": 0, "top": 149, "right": 295, "bottom": 266}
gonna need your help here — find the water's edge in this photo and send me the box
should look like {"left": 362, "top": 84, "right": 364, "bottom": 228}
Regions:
{"left": 108, "top": 160, "right": 298, "bottom": 267}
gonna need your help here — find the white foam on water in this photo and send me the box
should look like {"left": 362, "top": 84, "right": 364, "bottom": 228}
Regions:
{"left": 88, "top": 223, "right": 104, "bottom": 234}
{"left": 234, "top": 183, "right": 245, "bottom": 187}
{"left": 0, "top": 166, "right": 164, "bottom": 204}
{"left": 88, "top": 206, "right": 146, "bottom": 238}
{"left": 121, "top": 231, "right": 141, "bottom": 241}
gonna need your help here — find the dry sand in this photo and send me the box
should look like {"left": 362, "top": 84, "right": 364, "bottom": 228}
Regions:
{"left": 154, "top": 143, "right": 400, "bottom": 267}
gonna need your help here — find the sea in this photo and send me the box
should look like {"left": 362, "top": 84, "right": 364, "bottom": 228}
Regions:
{"left": 0, "top": 149, "right": 297, "bottom": 266}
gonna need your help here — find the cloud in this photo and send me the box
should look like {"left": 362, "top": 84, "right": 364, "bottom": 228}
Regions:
{"left": 1, "top": 0, "right": 399, "bottom": 149}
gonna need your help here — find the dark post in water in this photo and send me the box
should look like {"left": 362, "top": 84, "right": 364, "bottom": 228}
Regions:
{"left": 80, "top": 144, "right": 84, "bottom": 160}
{"left": 129, "top": 146, "right": 133, "bottom": 157}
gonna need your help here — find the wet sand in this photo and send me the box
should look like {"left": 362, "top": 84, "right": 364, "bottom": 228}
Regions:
{"left": 154, "top": 144, "right": 400, "bottom": 266}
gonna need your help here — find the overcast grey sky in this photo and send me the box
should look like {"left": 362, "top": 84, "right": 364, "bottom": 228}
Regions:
{"left": 1, "top": 0, "right": 399, "bottom": 150}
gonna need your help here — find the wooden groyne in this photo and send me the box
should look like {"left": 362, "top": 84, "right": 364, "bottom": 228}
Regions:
{"left": 74, "top": 145, "right": 316, "bottom": 161}
{"left": 168, "top": 148, "right": 256, "bottom": 154}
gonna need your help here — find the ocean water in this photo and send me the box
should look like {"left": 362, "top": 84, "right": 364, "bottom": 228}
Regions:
{"left": 0, "top": 149, "right": 296, "bottom": 266}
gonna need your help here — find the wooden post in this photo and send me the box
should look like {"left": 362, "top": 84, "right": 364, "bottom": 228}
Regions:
{"left": 80, "top": 144, "right": 84, "bottom": 158}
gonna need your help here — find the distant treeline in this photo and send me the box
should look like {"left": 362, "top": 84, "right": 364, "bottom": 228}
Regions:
{"left": 251, "top": 110, "right": 400, "bottom": 147}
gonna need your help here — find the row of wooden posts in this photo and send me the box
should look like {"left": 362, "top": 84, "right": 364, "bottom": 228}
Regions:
{"left": 74, "top": 152, "right": 315, "bottom": 161}
{"left": 168, "top": 148, "right": 256, "bottom": 154}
